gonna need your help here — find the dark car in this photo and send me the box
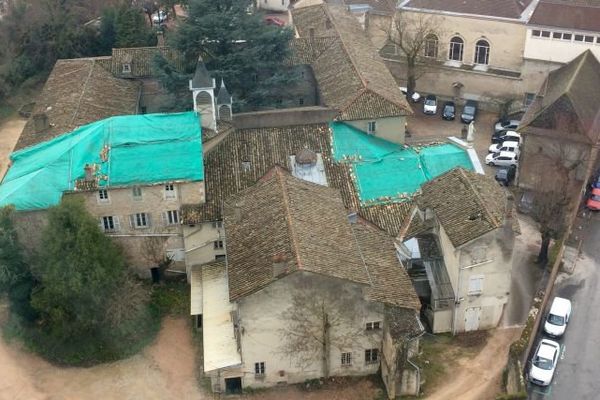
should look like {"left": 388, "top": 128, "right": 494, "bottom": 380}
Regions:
{"left": 441, "top": 101, "right": 455, "bottom": 120}
{"left": 590, "top": 175, "right": 600, "bottom": 189}
{"left": 495, "top": 166, "right": 516, "bottom": 186}
{"left": 461, "top": 100, "right": 478, "bottom": 123}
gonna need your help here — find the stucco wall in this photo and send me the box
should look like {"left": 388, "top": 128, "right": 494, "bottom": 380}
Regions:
{"left": 182, "top": 222, "right": 226, "bottom": 274}
{"left": 257, "top": 0, "right": 289, "bottom": 12}
{"left": 524, "top": 29, "right": 600, "bottom": 64}
{"left": 236, "top": 271, "right": 383, "bottom": 388}
{"left": 346, "top": 116, "right": 406, "bottom": 145}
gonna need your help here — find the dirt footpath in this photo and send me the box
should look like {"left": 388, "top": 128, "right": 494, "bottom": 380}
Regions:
{"left": 0, "top": 117, "right": 26, "bottom": 179}
{"left": 424, "top": 327, "right": 522, "bottom": 400}
{"left": 0, "top": 317, "right": 206, "bottom": 400}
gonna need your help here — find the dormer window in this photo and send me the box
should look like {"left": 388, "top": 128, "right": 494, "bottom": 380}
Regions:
{"left": 241, "top": 161, "right": 251, "bottom": 172}
{"left": 122, "top": 63, "right": 131, "bottom": 74}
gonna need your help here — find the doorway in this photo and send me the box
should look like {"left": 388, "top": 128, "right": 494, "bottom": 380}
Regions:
{"left": 464, "top": 307, "right": 481, "bottom": 331}
{"left": 225, "top": 377, "right": 242, "bottom": 394}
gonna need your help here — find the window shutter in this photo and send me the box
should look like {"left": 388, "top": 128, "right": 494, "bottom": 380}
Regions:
{"left": 129, "top": 214, "right": 135, "bottom": 228}
{"left": 146, "top": 213, "right": 152, "bottom": 227}
{"left": 162, "top": 212, "right": 168, "bottom": 226}
{"left": 99, "top": 218, "right": 105, "bottom": 231}
{"left": 113, "top": 216, "right": 121, "bottom": 232}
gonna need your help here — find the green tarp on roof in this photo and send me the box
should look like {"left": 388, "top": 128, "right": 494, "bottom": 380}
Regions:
{"left": 331, "top": 122, "right": 473, "bottom": 204}
{"left": 0, "top": 112, "right": 203, "bottom": 211}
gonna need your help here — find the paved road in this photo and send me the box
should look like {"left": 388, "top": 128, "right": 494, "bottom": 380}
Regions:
{"left": 528, "top": 213, "right": 600, "bottom": 399}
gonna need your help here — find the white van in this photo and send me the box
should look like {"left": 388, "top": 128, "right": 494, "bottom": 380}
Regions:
{"left": 544, "top": 297, "right": 572, "bottom": 337}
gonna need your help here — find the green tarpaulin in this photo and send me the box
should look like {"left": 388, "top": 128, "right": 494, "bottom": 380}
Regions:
{"left": 331, "top": 122, "right": 473, "bottom": 204}
{"left": 0, "top": 112, "right": 203, "bottom": 211}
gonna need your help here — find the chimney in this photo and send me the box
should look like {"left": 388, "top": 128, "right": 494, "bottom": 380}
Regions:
{"left": 32, "top": 112, "right": 49, "bottom": 133}
{"left": 156, "top": 30, "right": 165, "bottom": 47}
{"left": 84, "top": 164, "right": 95, "bottom": 181}
{"left": 347, "top": 211, "right": 358, "bottom": 224}
{"left": 272, "top": 253, "right": 288, "bottom": 277}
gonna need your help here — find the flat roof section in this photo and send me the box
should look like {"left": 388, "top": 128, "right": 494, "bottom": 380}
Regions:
{"left": 190, "top": 265, "right": 203, "bottom": 316}
{"left": 202, "top": 261, "right": 241, "bottom": 373}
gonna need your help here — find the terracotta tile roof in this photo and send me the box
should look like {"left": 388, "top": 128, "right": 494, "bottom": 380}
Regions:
{"left": 352, "top": 220, "right": 421, "bottom": 310}
{"left": 111, "top": 47, "right": 185, "bottom": 78}
{"left": 291, "top": 4, "right": 411, "bottom": 120}
{"left": 291, "top": 3, "right": 338, "bottom": 38}
{"left": 418, "top": 168, "right": 511, "bottom": 247}
{"left": 385, "top": 306, "right": 424, "bottom": 340}
{"left": 17, "top": 59, "right": 141, "bottom": 150}
{"left": 528, "top": 0, "right": 600, "bottom": 31}
{"left": 402, "top": 0, "right": 534, "bottom": 19}
{"left": 223, "top": 167, "right": 372, "bottom": 301}
{"left": 288, "top": 37, "right": 338, "bottom": 64}
{"left": 520, "top": 50, "right": 600, "bottom": 144}
{"left": 180, "top": 122, "right": 412, "bottom": 236}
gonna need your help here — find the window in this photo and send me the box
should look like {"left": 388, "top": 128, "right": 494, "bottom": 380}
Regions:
{"left": 164, "top": 210, "right": 179, "bottom": 225}
{"left": 341, "top": 352, "right": 352, "bottom": 366}
{"left": 562, "top": 33, "right": 572, "bottom": 41}
{"left": 255, "top": 362, "right": 265, "bottom": 376}
{"left": 215, "top": 254, "right": 226, "bottom": 261}
{"left": 122, "top": 63, "right": 131, "bottom": 73}
{"left": 365, "top": 349, "right": 379, "bottom": 364}
{"left": 541, "top": 30, "right": 551, "bottom": 38}
{"left": 164, "top": 183, "right": 176, "bottom": 200}
{"left": 131, "top": 212, "right": 150, "bottom": 229}
{"left": 366, "top": 321, "right": 381, "bottom": 330}
{"left": 325, "top": 19, "right": 332, "bottom": 30}
{"left": 574, "top": 34, "right": 584, "bottom": 42}
{"left": 524, "top": 92, "right": 536, "bottom": 107}
{"left": 241, "top": 161, "right": 251, "bottom": 172}
{"left": 214, "top": 240, "right": 224, "bottom": 249}
{"left": 448, "top": 36, "right": 464, "bottom": 62}
{"left": 468, "top": 275, "right": 484, "bottom": 295}
{"left": 424, "top": 34, "right": 438, "bottom": 58}
{"left": 98, "top": 189, "right": 109, "bottom": 203}
{"left": 584, "top": 35, "right": 594, "bottom": 43}
{"left": 100, "top": 216, "right": 120, "bottom": 232}
{"left": 367, "top": 121, "right": 376, "bottom": 134}
{"left": 552, "top": 32, "right": 562, "bottom": 39}
{"left": 299, "top": 97, "right": 304, "bottom": 105}
{"left": 212, "top": 221, "right": 223, "bottom": 229}
{"left": 474, "top": 39, "right": 490, "bottom": 65}
{"left": 132, "top": 186, "right": 142, "bottom": 200}
{"left": 532, "top": 30, "right": 541, "bottom": 37}
{"left": 282, "top": 0, "right": 285, "bottom": 5}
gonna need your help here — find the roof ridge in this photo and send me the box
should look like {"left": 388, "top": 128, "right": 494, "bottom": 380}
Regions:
{"left": 337, "top": 87, "right": 369, "bottom": 114}
{"left": 323, "top": 5, "right": 369, "bottom": 89}
{"left": 458, "top": 169, "right": 501, "bottom": 227}
{"left": 69, "top": 60, "right": 96, "bottom": 128}
{"left": 275, "top": 168, "right": 304, "bottom": 270}
{"left": 566, "top": 51, "right": 589, "bottom": 94}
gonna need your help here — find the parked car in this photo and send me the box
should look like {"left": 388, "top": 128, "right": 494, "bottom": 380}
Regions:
{"left": 485, "top": 151, "right": 518, "bottom": 167}
{"left": 529, "top": 338, "right": 560, "bottom": 386}
{"left": 423, "top": 95, "right": 437, "bottom": 115}
{"left": 400, "top": 87, "right": 421, "bottom": 103}
{"left": 460, "top": 100, "right": 478, "bottom": 123}
{"left": 494, "top": 119, "right": 520, "bottom": 134}
{"left": 264, "top": 16, "right": 285, "bottom": 26}
{"left": 586, "top": 188, "right": 600, "bottom": 210}
{"left": 544, "top": 297, "right": 572, "bottom": 337}
{"left": 495, "top": 166, "right": 516, "bottom": 186}
{"left": 590, "top": 174, "right": 600, "bottom": 189}
{"left": 492, "top": 130, "right": 521, "bottom": 144}
{"left": 441, "top": 101, "right": 455, "bottom": 120}
{"left": 488, "top": 141, "right": 520, "bottom": 155}
{"left": 152, "top": 10, "right": 167, "bottom": 24}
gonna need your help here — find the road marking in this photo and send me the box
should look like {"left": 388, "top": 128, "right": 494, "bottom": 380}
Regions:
{"left": 560, "top": 344, "right": 566, "bottom": 360}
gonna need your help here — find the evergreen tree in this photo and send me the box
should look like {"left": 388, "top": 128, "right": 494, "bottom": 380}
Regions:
{"left": 167, "top": 0, "right": 297, "bottom": 111}
{"left": 115, "top": 3, "right": 156, "bottom": 48}
{"left": 30, "top": 197, "right": 125, "bottom": 341}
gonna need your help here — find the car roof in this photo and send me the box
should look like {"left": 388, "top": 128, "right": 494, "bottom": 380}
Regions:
{"left": 592, "top": 188, "right": 600, "bottom": 195}
{"left": 500, "top": 141, "right": 518, "bottom": 147}
{"left": 550, "top": 297, "right": 571, "bottom": 313}
{"left": 497, "top": 151, "right": 517, "bottom": 157}
{"left": 539, "top": 339, "right": 560, "bottom": 354}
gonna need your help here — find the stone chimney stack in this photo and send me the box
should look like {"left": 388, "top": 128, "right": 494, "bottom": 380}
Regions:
{"left": 32, "top": 112, "right": 49, "bottom": 133}
{"left": 272, "top": 253, "right": 288, "bottom": 277}
{"left": 84, "top": 164, "right": 95, "bottom": 181}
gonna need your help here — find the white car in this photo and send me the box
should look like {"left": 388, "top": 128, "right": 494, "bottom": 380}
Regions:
{"left": 485, "top": 151, "right": 518, "bottom": 167}
{"left": 544, "top": 297, "right": 572, "bottom": 337}
{"left": 492, "top": 130, "right": 521, "bottom": 144}
{"left": 152, "top": 10, "right": 167, "bottom": 24}
{"left": 494, "top": 119, "right": 520, "bottom": 134}
{"left": 423, "top": 95, "right": 437, "bottom": 115}
{"left": 400, "top": 87, "right": 421, "bottom": 103}
{"left": 488, "top": 141, "right": 520, "bottom": 155}
{"left": 529, "top": 339, "right": 560, "bottom": 386}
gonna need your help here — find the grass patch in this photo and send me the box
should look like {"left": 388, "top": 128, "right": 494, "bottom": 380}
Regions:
{"left": 150, "top": 279, "right": 190, "bottom": 317}
{"left": 411, "top": 331, "right": 489, "bottom": 397}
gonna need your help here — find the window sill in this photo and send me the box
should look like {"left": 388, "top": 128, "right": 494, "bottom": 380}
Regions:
{"left": 255, "top": 374, "right": 265, "bottom": 380}
{"left": 365, "top": 361, "right": 379, "bottom": 365}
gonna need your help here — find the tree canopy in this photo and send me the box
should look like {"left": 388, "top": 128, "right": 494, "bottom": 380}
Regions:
{"left": 166, "top": 0, "right": 296, "bottom": 111}
{"left": 30, "top": 197, "right": 125, "bottom": 341}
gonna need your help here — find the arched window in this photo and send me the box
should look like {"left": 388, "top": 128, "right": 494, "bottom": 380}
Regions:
{"left": 424, "top": 34, "right": 438, "bottom": 58}
{"left": 474, "top": 39, "right": 490, "bottom": 65}
{"left": 448, "top": 36, "right": 464, "bottom": 61}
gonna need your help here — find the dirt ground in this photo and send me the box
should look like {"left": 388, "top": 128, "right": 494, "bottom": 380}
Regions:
{"left": 423, "top": 327, "right": 522, "bottom": 400}
{"left": 0, "top": 316, "right": 206, "bottom": 400}
{"left": 0, "top": 117, "right": 26, "bottom": 179}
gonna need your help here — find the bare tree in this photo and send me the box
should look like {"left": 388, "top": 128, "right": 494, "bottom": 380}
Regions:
{"left": 278, "top": 281, "right": 370, "bottom": 378}
{"left": 385, "top": 11, "right": 444, "bottom": 98}
{"left": 529, "top": 143, "right": 584, "bottom": 264}
{"left": 141, "top": 234, "right": 173, "bottom": 282}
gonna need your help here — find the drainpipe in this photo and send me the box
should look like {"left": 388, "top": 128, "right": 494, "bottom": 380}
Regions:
{"left": 451, "top": 264, "right": 462, "bottom": 336}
